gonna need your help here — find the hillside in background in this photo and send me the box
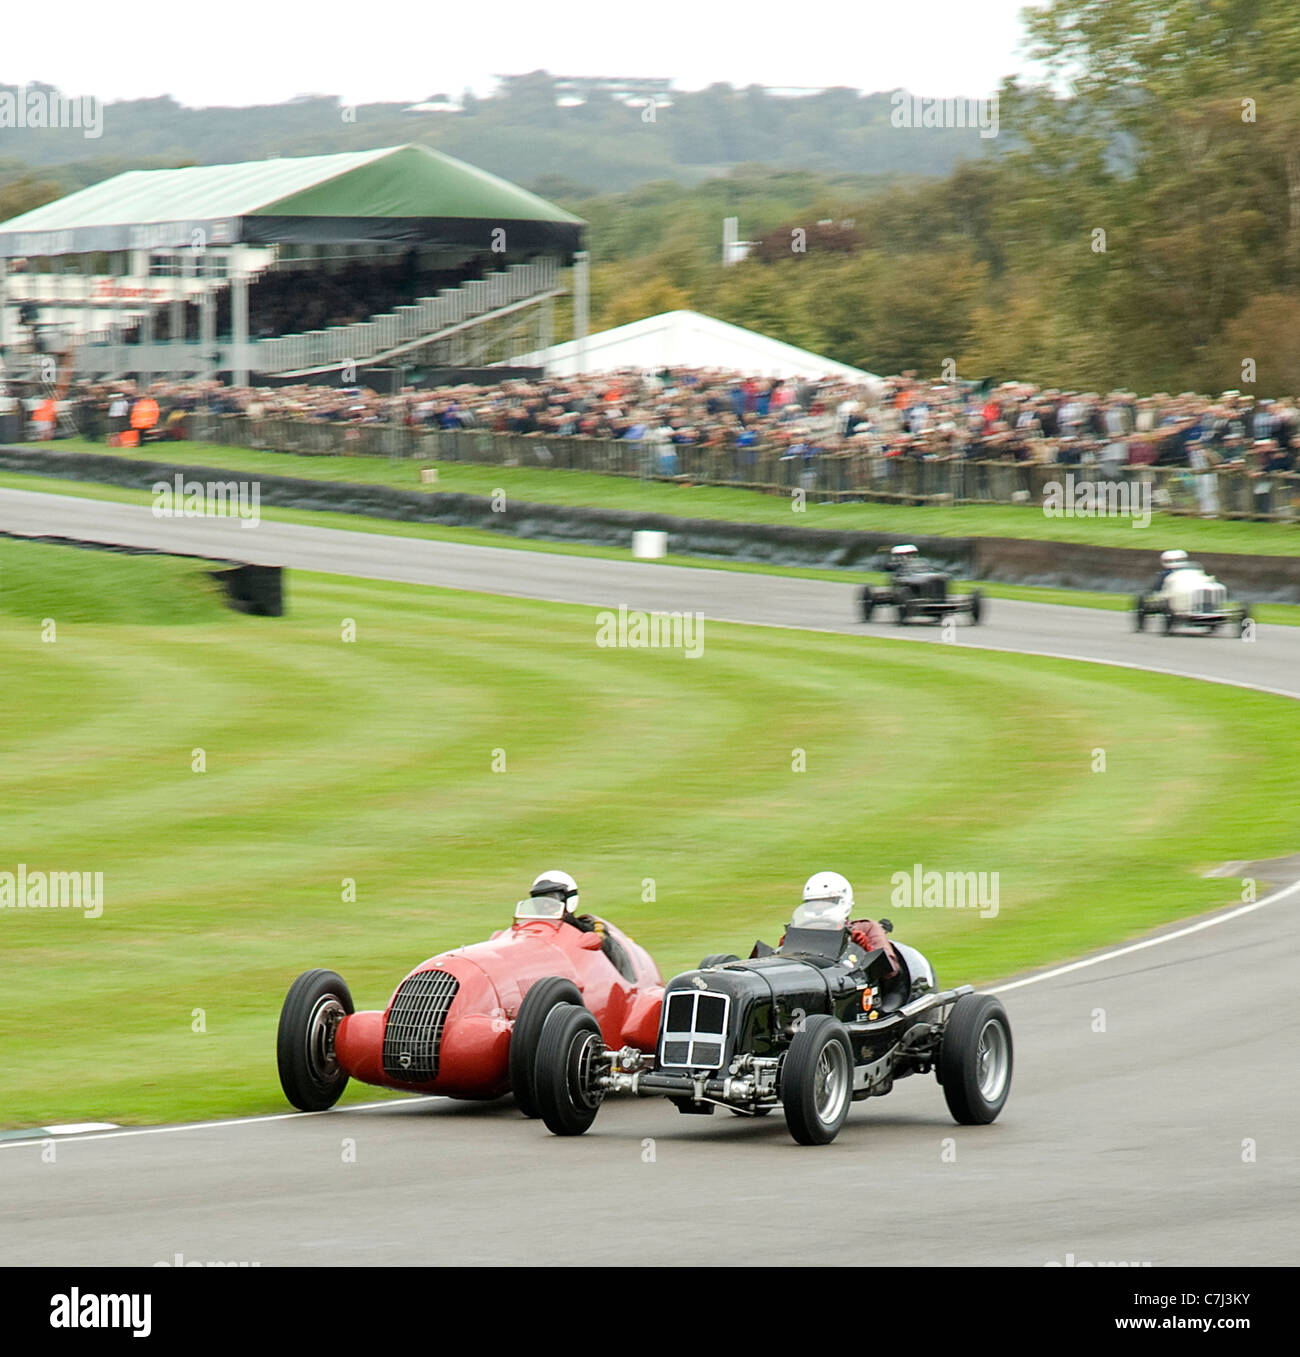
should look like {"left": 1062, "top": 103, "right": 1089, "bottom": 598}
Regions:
{"left": 0, "top": 75, "right": 988, "bottom": 194}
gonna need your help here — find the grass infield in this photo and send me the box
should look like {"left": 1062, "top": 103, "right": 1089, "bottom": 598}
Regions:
{"left": 1, "top": 538, "right": 1296, "bottom": 1126}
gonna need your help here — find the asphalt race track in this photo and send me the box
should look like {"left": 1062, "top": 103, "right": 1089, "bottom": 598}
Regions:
{"left": 1, "top": 485, "right": 1298, "bottom": 1266}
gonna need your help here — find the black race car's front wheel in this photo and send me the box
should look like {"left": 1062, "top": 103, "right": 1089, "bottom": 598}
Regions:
{"left": 939, "top": 993, "right": 1013, "bottom": 1124}
{"left": 968, "top": 588, "right": 984, "bottom": 625}
{"left": 781, "top": 1015, "right": 854, "bottom": 1145}
{"left": 509, "top": 975, "right": 583, "bottom": 1118}
{"left": 277, "top": 969, "right": 354, "bottom": 1111}
{"left": 535, "top": 1003, "right": 606, "bottom": 1136}
{"left": 859, "top": 588, "right": 875, "bottom": 623}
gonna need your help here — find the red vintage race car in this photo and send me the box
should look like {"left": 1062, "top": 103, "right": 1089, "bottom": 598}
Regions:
{"left": 276, "top": 885, "right": 664, "bottom": 1117}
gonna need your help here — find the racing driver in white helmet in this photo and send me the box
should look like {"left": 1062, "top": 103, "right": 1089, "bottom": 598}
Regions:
{"left": 790, "top": 870, "right": 899, "bottom": 975}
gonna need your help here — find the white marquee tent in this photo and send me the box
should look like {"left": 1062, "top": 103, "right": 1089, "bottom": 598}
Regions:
{"left": 512, "top": 309, "right": 881, "bottom": 388}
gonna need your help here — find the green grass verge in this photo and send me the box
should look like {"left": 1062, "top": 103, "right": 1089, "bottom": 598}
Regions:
{"left": 42, "top": 436, "right": 1300, "bottom": 554}
{"left": 0, "top": 537, "right": 228, "bottom": 626}
{"left": 1, "top": 547, "right": 1296, "bottom": 1126}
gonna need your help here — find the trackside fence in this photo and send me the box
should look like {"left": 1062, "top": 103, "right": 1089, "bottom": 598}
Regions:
{"left": 161, "top": 414, "right": 1300, "bottom": 521}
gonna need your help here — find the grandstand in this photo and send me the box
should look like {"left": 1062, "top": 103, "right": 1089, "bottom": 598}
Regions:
{"left": 0, "top": 144, "right": 587, "bottom": 390}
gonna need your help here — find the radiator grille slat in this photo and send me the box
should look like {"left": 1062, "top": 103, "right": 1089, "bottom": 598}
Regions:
{"left": 1192, "top": 586, "right": 1226, "bottom": 612}
{"left": 382, "top": 969, "right": 459, "bottom": 1082}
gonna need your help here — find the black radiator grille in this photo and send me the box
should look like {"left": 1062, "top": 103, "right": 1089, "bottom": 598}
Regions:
{"left": 382, "top": 969, "right": 459, "bottom": 1082}
{"left": 659, "top": 990, "right": 730, "bottom": 1070}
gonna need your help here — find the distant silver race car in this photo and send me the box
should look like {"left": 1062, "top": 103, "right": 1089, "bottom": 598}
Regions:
{"left": 1134, "top": 554, "right": 1250, "bottom": 636}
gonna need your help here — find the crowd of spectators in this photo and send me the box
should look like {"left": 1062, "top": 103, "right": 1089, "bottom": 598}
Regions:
{"left": 6, "top": 368, "right": 1297, "bottom": 512}
{"left": 48, "top": 369, "right": 1300, "bottom": 463}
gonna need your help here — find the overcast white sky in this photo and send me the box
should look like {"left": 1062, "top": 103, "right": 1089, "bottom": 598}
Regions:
{"left": 2, "top": 0, "right": 1039, "bottom": 106}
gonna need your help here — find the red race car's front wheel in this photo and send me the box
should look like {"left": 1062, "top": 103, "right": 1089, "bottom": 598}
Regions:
{"left": 277, "top": 969, "right": 354, "bottom": 1111}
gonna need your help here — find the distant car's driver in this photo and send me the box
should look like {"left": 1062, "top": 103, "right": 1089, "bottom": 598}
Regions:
{"left": 1152, "top": 548, "right": 1188, "bottom": 591}
{"left": 883, "top": 544, "right": 920, "bottom": 572}
{"left": 797, "top": 871, "right": 899, "bottom": 976}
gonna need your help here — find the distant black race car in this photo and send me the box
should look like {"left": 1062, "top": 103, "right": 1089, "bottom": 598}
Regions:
{"left": 859, "top": 549, "right": 984, "bottom": 626}
{"left": 529, "top": 916, "right": 1012, "bottom": 1146}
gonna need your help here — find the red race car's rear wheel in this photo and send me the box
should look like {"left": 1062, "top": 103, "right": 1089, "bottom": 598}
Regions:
{"left": 510, "top": 976, "right": 582, "bottom": 1118}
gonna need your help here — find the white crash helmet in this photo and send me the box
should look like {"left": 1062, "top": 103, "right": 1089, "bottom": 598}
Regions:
{"left": 1160, "top": 549, "right": 1188, "bottom": 567}
{"left": 794, "top": 871, "right": 855, "bottom": 930}
{"left": 890, "top": 544, "right": 919, "bottom": 557}
{"left": 529, "top": 869, "right": 579, "bottom": 914}
{"left": 802, "top": 870, "right": 853, "bottom": 911}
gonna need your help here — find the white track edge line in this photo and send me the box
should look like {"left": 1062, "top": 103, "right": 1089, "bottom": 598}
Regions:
{"left": 0, "top": 1097, "right": 433, "bottom": 1150}
{"left": 988, "top": 875, "right": 1300, "bottom": 994}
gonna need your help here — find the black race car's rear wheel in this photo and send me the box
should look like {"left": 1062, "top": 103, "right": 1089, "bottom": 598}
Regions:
{"left": 780, "top": 1015, "right": 854, "bottom": 1145}
{"left": 968, "top": 588, "right": 984, "bottom": 625}
{"left": 535, "top": 1003, "right": 606, "bottom": 1136}
{"left": 698, "top": 953, "right": 740, "bottom": 970}
{"left": 277, "top": 969, "right": 354, "bottom": 1111}
{"left": 939, "top": 994, "right": 1013, "bottom": 1125}
{"left": 510, "top": 975, "right": 583, "bottom": 1118}
{"left": 859, "top": 588, "right": 875, "bottom": 623}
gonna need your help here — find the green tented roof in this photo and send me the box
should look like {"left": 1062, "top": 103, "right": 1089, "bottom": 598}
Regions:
{"left": 0, "top": 144, "right": 584, "bottom": 257}
{"left": 264, "top": 145, "right": 582, "bottom": 223}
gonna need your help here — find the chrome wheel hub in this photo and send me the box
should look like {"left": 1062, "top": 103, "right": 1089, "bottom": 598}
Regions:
{"left": 306, "top": 996, "right": 345, "bottom": 1082}
{"left": 976, "top": 1019, "right": 1009, "bottom": 1101}
{"left": 814, "top": 1042, "right": 849, "bottom": 1123}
